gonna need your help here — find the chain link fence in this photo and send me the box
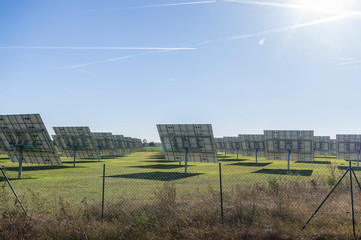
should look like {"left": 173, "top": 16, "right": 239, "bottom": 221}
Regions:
{"left": 1, "top": 151, "right": 361, "bottom": 238}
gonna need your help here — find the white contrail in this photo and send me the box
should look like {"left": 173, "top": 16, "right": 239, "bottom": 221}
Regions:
{"left": 63, "top": 49, "right": 177, "bottom": 69}
{"left": 65, "top": 13, "right": 356, "bottom": 69}
{"left": 96, "top": 1, "right": 216, "bottom": 11}
{"left": 0, "top": 46, "right": 196, "bottom": 50}
{"left": 190, "top": 13, "right": 357, "bottom": 47}
{"left": 335, "top": 60, "right": 361, "bottom": 66}
{"left": 223, "top": 0, "right": 361, "bottom": 15}
{"left": 64, "top": 56, "right": 133, "bottom": 69}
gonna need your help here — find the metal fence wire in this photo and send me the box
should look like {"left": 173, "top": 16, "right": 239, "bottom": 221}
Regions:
{"left": 1, "top": 151, "right": 361, "bottom": 237}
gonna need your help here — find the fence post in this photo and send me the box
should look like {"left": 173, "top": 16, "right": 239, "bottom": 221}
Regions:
{"left": 219, "top": 162, "right": 224, "bottom": 224}
{"left": 101, "top": 164, "right": 105, "bottom": 220}
{"left": 0, "top": 167, "right": 26, "bottom": 214}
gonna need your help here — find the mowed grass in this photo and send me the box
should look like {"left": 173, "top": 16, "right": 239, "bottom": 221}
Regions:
{"left": 0, "top": 151, "right": 356, "bottom": 211}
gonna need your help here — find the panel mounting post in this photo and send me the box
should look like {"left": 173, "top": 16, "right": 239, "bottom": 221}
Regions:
{"left": 73, "top": 146, "right": 77, "bottom": 168}
{"left": 18, "top": 147, "right": 24, "bottom": 178}
{"left": 287, "top": 149, "right": 291, "bottom": 171}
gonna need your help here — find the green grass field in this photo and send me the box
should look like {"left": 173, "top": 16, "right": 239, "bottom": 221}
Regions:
{"left": 0, "top": 151, "right": 356, "bottom": 212}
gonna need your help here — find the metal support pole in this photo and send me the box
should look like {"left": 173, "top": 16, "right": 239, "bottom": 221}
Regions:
{"left": 287, "top": 149, "right": 290, "bottom": 171}
{"left": 352, "top": 169, "right": 361, "bottom": 192}
{"left": 101, "top": 164, "right": 105, "bottom": 220}
{"left": 73, "top": 147, "right": 77, "bottom": 168}
{"left": 219, "top": 162, "right": 224, "bottom": 224}
{"left": 349, "top": 161, "right": 356, "bottom": 239}
{"left": 0, "top": 167, "right": 26, "bottom": 214}
{"left": 18, "top": 147, "right": 23, "bottom": 179}
{"left": 97, "top": 147, "right": 101, "bottom": 162}
{"left": 302, "top": 168, "right": 350, "bottom": 230}
{"left": 255, "top": 148, "right": 258, "bottom": 163}
{"left": 184, "top": 148, "right": 188, "bottom": 174}
{"left": 357, "top": 151, "right": 360, "bottom": 168}
{"left": 236, "top": 148, "right": 239, "bottom": 160}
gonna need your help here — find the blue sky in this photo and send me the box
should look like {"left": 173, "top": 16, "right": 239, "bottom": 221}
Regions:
{"left": 1, "top": 0, "right": 361, "bottom": 141}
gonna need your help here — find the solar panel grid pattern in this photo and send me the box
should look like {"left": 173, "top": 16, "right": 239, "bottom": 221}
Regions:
{"left": 239, "top": 134, "right": 266, "bottom": 157}
{"left": 157, "top": 124, "right": 217, "bottom": 163}
{"left": 223, "top": 137, "right": 240, "bottom": 154}
{"left": 0, "top": 114, "right": 62, "bottom": 165}
{"left": 314, "top": 136, "right": 331, "bottom": 156}
{"left": 92, "top": 132, "right": 118, "bottom": 156}
{"left": 214, "top": 138, "right": 225, "bottom": 152}
{"left": 264, "top": 130, "right": 314, "bottom": 162}
{"left": 336, "top": 134, "right": 361, "bottom": 160}
{"left": 330, "top": 139, "right": 337, "bottom": 155}
{"left": 113, "top": 135, "right": 128, "bottom": 155}
{"left": 53, "top": 127, "right": 98, "bottom": 159}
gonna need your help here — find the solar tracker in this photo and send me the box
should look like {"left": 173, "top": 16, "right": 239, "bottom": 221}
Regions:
{"left": 330, "top": 139, "right": 337, "bottom": 156}
{"left": 239, "top": 134, "right": 265, "bottom": 162}
{"left": 113, "top": 135, "right": 128, "bottom": 155}
{"left": 314, "top": 136, "right": 331, "bottom": 156}
{"left": 0, "top": 114, "right": 62, "bottom": 178}
{"left": 92, "top": 132, "right": 119, "bottom": 157}
{"left": 214, "top": 138, "right": 226, "bottom": 154}
{"left": 224, "top": 136, "right": 241, "bottom": 158}
{"left": 157, "top": 124, "right": 217, "bottom": 173}
{"left": 264, "top": 130, "right": 314, "bottom": 170}
{"left": 135, "top": 138, "right": 143, "bottom": 151}
{"left": 53, "top": 127, "right": 99, "bottom": 166}
{"left": 336, "top": 134, "right": 361, "bottom": 167}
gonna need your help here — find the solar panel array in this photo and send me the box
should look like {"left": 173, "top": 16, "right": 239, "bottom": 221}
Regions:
{"left": 53, "top": 127, "right": 99, "bottom": 159}
{"left": 214, "top": 138, "right": 225, "bottom": 153}
{"left": 0, "top": 114, "right": 62, "bottom": 165}
{"left": 336, "top": 135, "right": 361, "bottom": 160}
{"left": 264, "top": 130, "right": 314, "bottom": 162}
{"left": 330, "top": 139, "right": 337, "bottom": 155}
{"left": 314, "top": 136, "right": 331, "bottom": 156}
{"left": 239, "top": 134, "right": 265, "bottom": 157}
{"left": 223, "top": 137, "right": 240, "bottom": 154}
{"left": 53, "top": 127, "right": 143, "bottom": 159}
{"left": 92, "top": 132, "right": 119, "bottom": 157}
{"left": 157, "top": 124, "right": 218, "bottom": 163}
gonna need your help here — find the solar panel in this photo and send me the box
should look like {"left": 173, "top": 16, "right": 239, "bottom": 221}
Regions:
{"left": 223, "top": 137, "right": 240, "bottom": 154}
{"left": 214, "top": 138, "right": 225, "bottom": 153}
{"left": 314, "top": 136, "right": 331, "bottom": 156}
{"left": 53, "top": 127, "right": 99, "bottom": 164}
{"left": 92, "top": 132, "right": 119, "bottom": 156}
{"left": 337, "top": 135, "right": 361, "bottom": 166}
{"left": 0, "top": 114, "right": 62, "bottom": 178}
{"left": 239, "top": 134, "right": 265, "bottom": 160}
{"left": 135, "top": 138, "right": 143, "bottom": 151}
{"left": 330, "top": 139, "right": 337, "bottom": 155}
{"left": 113, "top": 135, "right": 128, "bottom": 155}
{"left": 157, "top": 124, "right": 217, "bottom": 172}
{"left": 264, "top": 130, "right": 314, "bottom": 169}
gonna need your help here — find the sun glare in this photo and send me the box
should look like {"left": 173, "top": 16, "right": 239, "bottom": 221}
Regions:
{"left": 295, "top": 0, "right": 354, "bottom": 14}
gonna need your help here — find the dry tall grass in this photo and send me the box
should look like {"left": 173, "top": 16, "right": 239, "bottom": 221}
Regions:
{"left": 1, "top": 175, "right": 361, "bottom": 240}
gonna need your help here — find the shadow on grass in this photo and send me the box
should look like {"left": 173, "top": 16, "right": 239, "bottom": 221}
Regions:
{"left": 0, "top": 177, "right": 36, "bottom": 182}
{"left": 142, "top": 160, "right": 176, "bottom": 163}
{"left": 130, "top": 164, "right": 185, "bottom": 170}
{"left": 253, "top": 169, "right": 313, "bottom": 176}
{"left": 338, "top": 166, "right": 361, "bottom": 171}
{"left": 219, "top": 158, "right": 247, "bottom": 162}
{"left": 62, "top": 160, "right": 98, "bottom": 164}
{"left": 0, "top": 157, "right": 9, "bottom": 160}
{"left": 296, "top": 161, "right": 331, "bottom": 165}
{"left": 229, "top": 162, "right": 271, "bottom": 167}
{"left": 147, "top": 154, "right": 166, "bottom": 160}
{"left": 3, "top": 165, "right": 75, "bottom": 172}
{"left": 107, "top": 171, "right": 204, "bottom": 181}
{"left": 315, "top": 156, "right": 336, "bottom": 159}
